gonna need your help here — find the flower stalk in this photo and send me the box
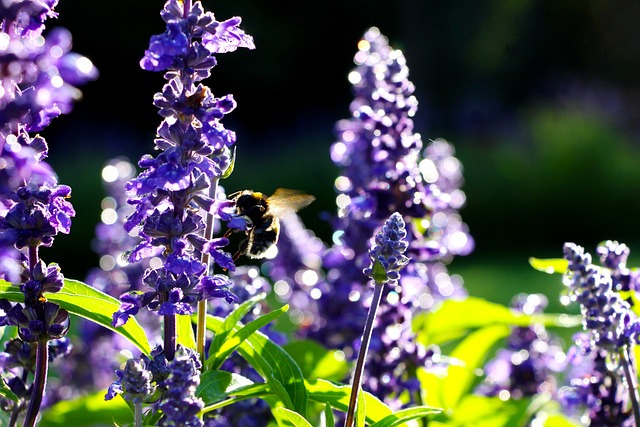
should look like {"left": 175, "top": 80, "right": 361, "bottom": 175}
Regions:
{"left": 197, "top": 178, "right": 219, "bottom": 362}
{"left": 23, "top": 339, "right": 48, "bottom": 427}
{"left": 344, "top": 281, "right": 384, "bottom": 427}
{"left": 344, "top": 212, "right": 409, "bottom": 427}
{"left": 620, "top": 345, "right": 640, "bottom": 425}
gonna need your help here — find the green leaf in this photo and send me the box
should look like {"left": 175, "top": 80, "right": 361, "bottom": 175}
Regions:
{"left": 283, "top": 339, "right": 350, "bottom": 381}
{"left": 0, "top": 377, "right": 17, "bottom": 402}
{"left": 305, "top": 379, "right": 397, "bottom": 425}
{"left": 0, "top": 279, "right": 152, "bottom": 355}
{"left": 177, "top": 313, "right": 196, "bottom": 350}
{"left": 0, "top": 280, "right": 24, "bottom": 301}
{"left": 38, "top": 390, "right": 132, "bottom": 426}
{"left": 414, "top": 296, "right": 581, "bottom": 345}
{"left": 200, "top": 382, "right": 271, "bottom": 414}
{"left": 447, "top": 395, "right": 532, "bottom": 427}
{"left": 371, "top": 259, "right": 388, "bottom": 284}
{"left": 542, "top": 413, "right": 584, "bottom": 427}
{"left": 368, "top": 406, "right": 441, "bottom": 427}
{"left": 273, "top": 407, "right": 314, "bottom": 427}
{"left": 204, "top": 314, "right": 309, "bottom": 418}
{"left": 197, "top": 370, "right": 255, "bottom": 405}
{"left": 356, "top": 387, "right": 366, "bottom": 427}
{"left": 444, "top": 324, "right": 511, "bottom": 409}
{"left": 528, "top": 257, "right": 568, "bottom": 274}
{"left": 208, "top": 304, "right": 289, "bottom": 370}
{"left": 208, "top": 292, "right": 267, "bottom": 361}
{"left": 221, "top": 146, "right": 237, "bottom": 179}
{"left": 322, "top": 402, "right": 335, "bottom": 427}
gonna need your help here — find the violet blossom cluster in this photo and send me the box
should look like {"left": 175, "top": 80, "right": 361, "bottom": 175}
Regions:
{"left": 111, "top": 0, "right": 255, "bottom": 330}
{"left": 106, "top": 2, "right": 257, "bottom": 424}
{"left": 49, "top": 158, "right": 164, "bottom": 400}
{"left": 562, "top": 241, "right": 640, "bottom": 351}
{"left": 270, "top": 27, "right": 473, "bottom": 408}
{"left": 558, "top": 332, "right": 633, "bottom": 426}
{"left": 475, "top": 293, "right": 566, "bottom": 400}
{"left": 106, "top": 344, "right": 204, "bottom": 427}
{"left": 0, "top": 1, "right": 96, "bottom": 423}
{"left": 557, "top": 241, "right": 640, "bottom": 426}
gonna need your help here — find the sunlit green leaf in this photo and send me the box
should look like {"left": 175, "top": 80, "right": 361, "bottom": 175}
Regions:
{"left": 448, "top": 395, "right": 532, "bottom": 427}
{"left": 273, "top": 407, "right": 314, "bottom": 427}
{"left": 444, "top": 324, "right": 510, "bottom": 409}
{"left": 283, "top": 339, "right": 350, "bottom": 381}
{"left": 368, "top": 406, "right": 441, "bottom": 427}
{"left": 204, "top": 314, "right": 308, "bottom": 418}
{"left": 207, "top": 304, "right": 288, "bottom": 370}
{"left": 0, "top": 377, "right": 17, "bottom": 402}
{"left": 415, "top": 296, "right": 581, "bottom": 345}
{"left": 38, "top": 390, "right": 131, "bottom": 426}
{"left": 197, "top": 370, "right": 255, "bottom": 405}
{"left": 542, "top": 413, "right": 584, "bottom": 427}
{"left": 0, "top": 279, "right": 151, "bottom": 355}
{"left": 305, "top": 379, "right": 397, "bottom": 425}
{"left": 528, "top": 257, "right": 568, "bottom": 275}
{"left": 177, "top": 313, "right": 196, "bottom": 350}
{"left": 356, "top": 387, "right": 366, "bottom": 427}
{"left": 221, "top": 146, "right": 236, "bottom": 179}
{"left": 322, "top": 402, "right": 335, "bottom": 427}
{"left": 208, "top": 292, "right": 267, "bottom": 361}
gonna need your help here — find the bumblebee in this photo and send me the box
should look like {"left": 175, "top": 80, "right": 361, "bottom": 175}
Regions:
{"left": 225, "top": 188, "right": 315, "bottom": 260}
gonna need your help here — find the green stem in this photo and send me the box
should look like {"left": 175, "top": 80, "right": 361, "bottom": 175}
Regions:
{"left": 196, "top": 178, "right": 219, "bottom": 363}
{"left": 23, "top": 339, "right": 48, "bottom": 427}
{"left": 344, "top": 282, "right": 384, "bottom": 427}
{"left": 133, "top": 401, "right": 143, "bottom": 427}
{"left": 8, "top": 399, "right": 23, "bottom": 427}
{"left": 407, "top": 363, "right": 429, "bottom": 427}
{"left": 621, "top": 345, "right": 640, "bottom": 425}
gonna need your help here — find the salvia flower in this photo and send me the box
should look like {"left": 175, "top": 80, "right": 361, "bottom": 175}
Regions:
{"left": 562, "top": 242, "right": 640, "bottom": 351}
{"left": 476, "top": 293, "right": 566, "bottom": 400}
{"left": 278, "top": 27, "right": 472, "bottom": 411}
{"left": 0, "top": 2, "right": 97, "bottom": 133}
{"left": 0, "top": 2, "right": 94, "bottom": 424}
{"left": 158, "top": 346, "right": 204, "bottom": 427}
{"left": 558, "top": 333, "right": 633, "bottom": 426}
{"left": 113, "top": 358, "right": 156, "bottom": 404}
{"left": 363, "top": 212, "right": 409, "bottom": 285}
{"left": 113, "top": 0, "right": 253, "bottom": 329}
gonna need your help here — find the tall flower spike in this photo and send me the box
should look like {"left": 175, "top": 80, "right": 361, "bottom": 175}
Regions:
{"left": 363, "top": 212, "right": 409, "bottom": 285}
{"left": 112, "top": 0, "right": 253, "bottom": 347}
{"left": 286, "top": 28, "right": 471, "bottom": 412}
{"left": 562, "top": 242, "right": 640, "bottom": 351}
{"left": 0, "top": 2, "right": 95, "bottom": 425}
{"left": 562, "top": 242, "right": 640, "bottom": 425}
{"left": 345, "top": 212, "right": 410, "bottom": 427}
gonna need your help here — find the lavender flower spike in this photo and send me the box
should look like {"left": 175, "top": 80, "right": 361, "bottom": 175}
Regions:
{"left": 363, "top": 212, "right": 409, "bottom": 285}
{"left": 113, "top": 0, "right": 253, "bottom": 363}
{"left": 562, "top": 241, "right": 640, "bottom": 425}
{"left": 345, "top": 212, "right": 410, "bottom": 427}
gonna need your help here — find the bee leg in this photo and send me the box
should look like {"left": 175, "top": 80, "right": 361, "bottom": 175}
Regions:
{"left": 222, "top": 227, "right": 235, "bottom": 239}
{"left": 233, "top": 238, "right": 249, "bottom": 261}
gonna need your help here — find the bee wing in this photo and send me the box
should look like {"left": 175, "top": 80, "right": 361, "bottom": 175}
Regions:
{"left": 267, "top": 188, "right": 315, "bottom": 216}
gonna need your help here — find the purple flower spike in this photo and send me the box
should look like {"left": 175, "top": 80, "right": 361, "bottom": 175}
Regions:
{"left": 115, "top": 0, "right": 251, "bottom": 333}
{"left": 270, "top": 27, "right": 473, "bottom": 412}
{"left": 363, "top": 212, "right": 409, "bottom": 285}
{"left": 563, "top": 242, "right": 640, "bottom": 351}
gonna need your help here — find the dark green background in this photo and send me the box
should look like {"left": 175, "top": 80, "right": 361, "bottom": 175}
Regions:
{"left": 38, "top": 1, "right": 640, "bottom": 307}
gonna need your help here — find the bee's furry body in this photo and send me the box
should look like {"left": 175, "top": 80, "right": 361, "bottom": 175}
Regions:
{"left": 228, "top": 189, "right": 314, "bottom": 260}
